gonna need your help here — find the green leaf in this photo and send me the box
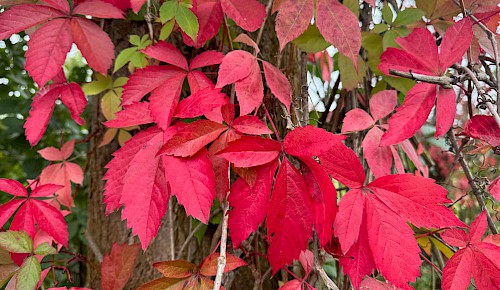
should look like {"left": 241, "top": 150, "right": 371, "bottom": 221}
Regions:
{"left": 372, "top": 23, "right": 389, "bottom": 34}
{"left": 338, "top": 54, "right": 366, "bottom": 91}
{"left": 393, "top": 8, "right": 425, "bottom": 27}
{"left": 0, "top": 247, "right": 13, "bottom": 265}
{"left": 34, "top": 242, "right": 57, "bottom": 256}
{"left": 362, "top": 32, "right": 383, "bottom": 75}
{"left": 176, "top": 5, "right": 199, "bottom": 41}
{"left": 382, "top": 4, "right": 394, "bottom": 25}
{"left": 384, "top": 75, "right": 416, "bottom": 94}
{"left": 114, "top": 47, "right": 138, "bottom": 73}
{"left": 113, "top": 77, "right": 129, "bottom": 88}
{"left": 160, "top": 20, "right": 175, "bottom": 41}
{"left": 101, "top": 91, "right": 122, "bottom": 120}
{"left": 292, "top": 25, "right": 330, "bottom": 53}
{"left": 382, "top": 30, "right": 400, "bottom": 50}
{"left": 343, "top": 0, "right": 359, "bottom": 17}
{"left": 159, "top": 1, "right": 178, "bottom": 23}
{"left": 129, "top": 35, "right": 141, "bottom": 46}
{"left": 16, "top": 256, "right": 40, "bottom": 290}
{"left": 82, "top": 74, "right": 113, "bottom": 96}
{"left": 0, "top": 231, "right": 33, "bottom": 254}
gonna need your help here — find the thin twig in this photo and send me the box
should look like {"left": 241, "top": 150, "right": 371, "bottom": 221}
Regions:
{"left": 145, "top": 0, "right": 154, "bottom": 41}
{"left": 388, "top": 69, "right": 454, "bottom": 88}
{"left": 168, "top": 203, "right": 175, "bottom": 260}
{"left": 177, "top": 208, "right": 222, "bottom": 259}
{"left": 313, "top": 233, "right": 340, "bottom": 290}
{"left": 84, "top": 230, "right": 103, "bottom": 263}
{"left": 447, "top": 131, "right": 498, "bottom": 234}
{"left": 255, "top": 0, "right": 273, "bottom": 48}
{"left": 213, "top": 203, "right": 229, "bottom": 290}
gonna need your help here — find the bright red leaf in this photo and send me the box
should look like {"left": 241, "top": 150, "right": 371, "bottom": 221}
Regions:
{"left": 216, "top": 50, "right": 255, "bottom": 89}
{"left": 464, "top": 115, "right": 500, "bottom": 147}
{"left": 231, "top": 116, "right": 273, "bottom": 135}
{"left": 262, "top": 61, "right": 292, "bottom": 112}
{"left": 266, "top": 159, "right": 314, "bottom": 274}
{"left": 220, "top": 0, "right": 266, "bottom": 32}
{"left": 217, "top": 136, "right": 281, "bottom": 167}
{"left": 284, "top": 125, "right": 346, "bottom": 157}
{"left": 441, "top": 212, "right": 500, "bottom": 290}
{"left": 104, "top": 102, "right": 154, "bottom": 128}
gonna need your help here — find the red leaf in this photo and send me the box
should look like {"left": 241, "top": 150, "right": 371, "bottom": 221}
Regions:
{"left": 380, "top": 83, "right": 437, "bottom": 146}
{"left": 234, "top": 58, "right": 264, "bottom": 115}
{"left": 0, "top": 200, "right": 24, "bottom": 230}
{"left": 464, "top": 115, "right": 500, "bottom": 146}
{"left": 25, "top": 19, "right": 73, "bottom": 87}
{"left": 174, "top": 88, "right": 228, "bottom": 119}
{"left": 153, "top": 260, "right": 196, "bottom": 278}
{"left": 121, "top": 66, "right": 185, "bottom": 106}
{"left": 262, "top": 61, "right": 292, "bottom": 112}
{"left": 101, "top": 243, "right": 141, "bottom": 290}
{"left": 70, "top": 18, "right": 115, "bottom": 75}
{"left": 217, "top": 136, "right": 281, "bottom": 167}
{"left": 378, "top": 48, "right": 433, "bottom": 76}
{"left": 441, "top": 229, "right": 468, "bottom": 248}
{"left": 394, "top": 28, "right": 439, "bottom": 75}
{"left": 362, "top": 127, "right": 393, "bottom": 178}
{"left": 232, "top": 116, "right": 273, "bottom": 135}
{"left": 118, "top": 128, "right": 170, "bottom": 249}
{"left": 104, "top": 102, "right": 154, "bottom": 128}
{"left": 441, "top": 249, "right": 473, "bottom": 290}
{"left": 333, "top": 189, "right": 365, "bottom": 253}
{"left": 228, "top": 162, "right": 277, "bottom": 247}
{"left": 468, "top": 211, "right": 487, "bottom": 243}
{"left": 215, "top": 50, "right": 255, "bottom": 88}
{"left": 470, "top": 243, "right": 500, "bottom": 289}
{"left": 30, "top": 184, "right": 64, "bottom": 198}
{"left": 299, "top": 250, "right": 314, "bottom": 278}
{"left": 188, "top": 71, "right": 215, "bottom": 95}
{"left": 43, "top": 0, "right": 70, "bottom": 12}
{"left": 10, "top": 202, "right": 36, "bottom": 238}
{"left": 220, "top": 0, "right": 266, "bottom": 32}
{"left": 318, "top": 142, "right": 365, "bottom": 188}
{"left": 163, "top": 150, "right": 216, "bottom": 223}
{"left": 339, "top": 223, "right": 375, "bottom": 289}
{"left": 30, "top": 199, "right": 68, "bottom": 246}
{"left": 199, "top": 252, "right": 247, "bottom": 276}
{"left": 184, "top": 0, "right": 223, "bottom": 48}
{"left": 59, "top": 83, "right": 87, "bottom": 125}
{"left": 365, "top": 195, "right": 421, "bottom": 288}
{"left": 300, "top": 157, "right": 337, "bottom": 247}
{"left": 189, "top": 50, "right": 224, "bottom": 70}
{"left": 266, "top": 159, "right": 313, "bottom": 274}
{"left": 275, "top": 0, "right": 313, "bottom": 51}
{"left": 72, "top": 0, "right": 125, "bottom": 19}
{"left": 24, "top": 84, "right": 61, "bottom": 146}
{"left": 284, "top": 125, "right": 346, "bottom": 157}
{"left": 148, "top": 73, "right": 186, "bottom": 130}
{"left": 368, "top": 174, "right": 465, "bottom": 229}
{"left": 341, "top": 109, "right": 374, "bottom": 133}
{"left": 488, "top": 176, "right": 500, "bottom": 202}
{"left": 0, "top": 4, "right": 65, "bottom": 40}
{"left": 370, "top": 90, "right": 398, "bottom": 122}
{"left": 316, "top": 0, "right": 361, "bottom": 70}
{"left": 130, "top": 0, "right": 146, "bottom": 12}
{"left": 360, "top": 277, "right": 399, "bottom": 290}
{"left": 103, "top": 127, "right": 171, "bottom": 248}
{"left": 435, "top": 87, "right": 456, "bottom": 138}
{"left": 439, "top": 18, "right": 473, "bottom": 72}
{"left": 158, "top": 120, "right": 227, "bottom": 157}
{"left": 0, "top": 179, "right": 27, "bottom": 197}
{"left": 142, "top": 41, "right": 188, "bottom": 70}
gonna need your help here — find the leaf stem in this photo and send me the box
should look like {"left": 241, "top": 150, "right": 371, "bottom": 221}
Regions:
{"left": 263, "top": 103, "right": 282, "bottom": 142}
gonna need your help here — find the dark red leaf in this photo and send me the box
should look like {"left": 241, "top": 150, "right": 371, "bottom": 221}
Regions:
{"left": 464, "top": 115, "right": 500, "bottom": 146}
{"left": 318, "top": 142, "right": 365, "bottom": 188}
{"left": 220, "top": 0, "right": 266, "bottom": 32}
{"left": 262, "top": 60, "right": 292, "bottom": 112}
{"left": 275, "top": 0, "right": 313, "bottom": 51}
{"left": 234, "top": 58, "right": 264, "bottom": 115}
{"left": 199, "top": 252, "right": 247, "bottom": 276}
{"left": 174, "top": 88, "right": 228, "bottom": 119}
{"left": 232, "top": 116, "right": 273, "bottom": 135}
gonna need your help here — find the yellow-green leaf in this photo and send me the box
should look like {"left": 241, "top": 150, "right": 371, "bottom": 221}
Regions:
{"left": 338, "top": 54, "right": 366, "bottom": 91}
{"left": 160, "top": 19, "right": 175, "bottom": 41}
{"left": 34, "top": 242, "right": 57, "bottom": 256}
{"left": 393, "top": 8, "right": 425, "bottom": 27}
{"left": 101, "top": 91, "right": 122, "bottom": 120}
{"left": 0, "top": 231, "right": 32, "bottom": 254}
{"left": 16, "top": 256, "right": 40, "bottom": 290}
{"left": 129, "top": 35, "right": 141, "bottom": 46}
{"left": 176, "top": 5, "right": 199, "bottom": 41}
{"left": 82, "top": 74, "right": 113, "bottom": 96}
{"left": 114, "top": 47, "right": 139, "bottom": 73}
{"left": 292, "top": 25, "right": 330, "bottom": 53}
{"left": 118, "top": 130, "right": 132, "bottom": 146}
{"left": 159, "top": 0, "right": 178, "bottom": 23}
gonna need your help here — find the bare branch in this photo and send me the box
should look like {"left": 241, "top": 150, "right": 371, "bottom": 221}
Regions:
{"left": 313, "top": 233, "right": 340, "bottom": 290}
{"left": 446, "top": 131, "right": 498, "bottom": 235}
{"left": 388, "top": 69, "right": 454, "bottom": 88}
{"left": 213, "top": 203, "right": 229, "bottom": 290}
